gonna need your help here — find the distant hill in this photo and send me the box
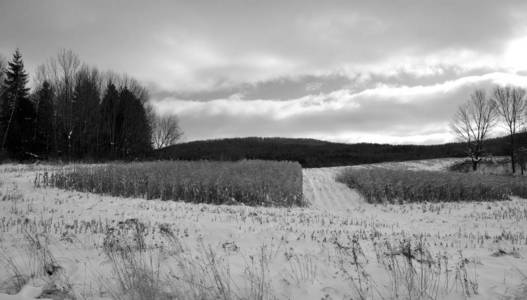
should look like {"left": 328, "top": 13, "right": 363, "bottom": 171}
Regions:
{"left": 154, "top": 133, "right": 527, "bottom": 168}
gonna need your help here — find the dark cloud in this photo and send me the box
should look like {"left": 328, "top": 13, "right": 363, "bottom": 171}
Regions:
{"left": 149, "top": 66, "right": 501, "bottom": 102}
{"left": 2, "top": 0, "right": 526, "bottom": 88}
{"left": 149, "top": 73, "right": 353, "bottom": 101}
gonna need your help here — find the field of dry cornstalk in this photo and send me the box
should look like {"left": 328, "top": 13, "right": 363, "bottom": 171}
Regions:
{"left": 35, "top": 160, "right": 304, "bottom": 207}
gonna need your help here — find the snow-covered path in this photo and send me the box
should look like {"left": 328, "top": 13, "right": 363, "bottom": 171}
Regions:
{"left": 302, "top": 167, "right": 364, "bottom": 211}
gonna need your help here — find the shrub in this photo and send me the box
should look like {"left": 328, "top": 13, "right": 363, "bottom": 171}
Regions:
{"left": 37, "top": 160, "right": 304, "bottom": 207}
{"left": 337, "top": 167, "right": 527, "bottom": 203}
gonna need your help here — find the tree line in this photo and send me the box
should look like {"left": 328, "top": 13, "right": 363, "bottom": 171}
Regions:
{"left": 451, "top": 85, "right": 527, "bottom": 174}
{"left": 156, "top": 137, "right": 472, "bottom": 167}
{"left": 0, "top": 49, "right": 182, "bottom": 161}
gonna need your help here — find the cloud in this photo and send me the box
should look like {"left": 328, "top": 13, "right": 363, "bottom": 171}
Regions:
{"left": 154, "top": 72, "right": 527, "bottom": 144}
{"left": 3, "top": 0, "right": 527, "bottom": 91}
{"left": 3, "top": 1, "right": 527, "bottom": 143}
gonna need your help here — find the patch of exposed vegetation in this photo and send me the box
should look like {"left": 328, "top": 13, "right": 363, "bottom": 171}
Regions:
{"left": 35, "top": 160, "right": 304, "bottom": 207}
{"left": 337, "top": 167, "right": 527, "bottom": 203}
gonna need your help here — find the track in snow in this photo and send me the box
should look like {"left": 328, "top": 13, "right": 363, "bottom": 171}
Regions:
{"left": 302, "top": 167, "right": 365, "bottom": 211}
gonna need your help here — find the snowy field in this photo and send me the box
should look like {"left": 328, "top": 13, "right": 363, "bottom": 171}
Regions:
{"left": 1, "top": 158, "right": 526, "bottom": 299}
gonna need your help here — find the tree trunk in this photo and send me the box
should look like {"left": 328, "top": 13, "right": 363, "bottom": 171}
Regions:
{"left": 471, "top": 159, "right": 478, "bottom": 171}
{"left": 511, "top": 133, "right": 516, "bottom": 174}
{"left": 1, "top": 99, "right": 17, "bottom": 151}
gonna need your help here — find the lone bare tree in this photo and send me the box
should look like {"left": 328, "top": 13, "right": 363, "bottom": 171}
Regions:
{"left": 492, "top": 85, "right": 527, "bottom": 174}
{"left": 451, "top": 89, "right": 496, "bottom": 171}
{"left": 152, "top": 114, "right": 183, "bottom": 149}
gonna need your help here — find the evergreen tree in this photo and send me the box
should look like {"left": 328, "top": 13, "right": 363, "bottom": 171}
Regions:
{"left": 34, "top": 81, "right": 55, "bottom": 156}
{"left": 99, "top": 82, "right": 120, "bottom": 158}
{"left": 0, "top": 49, "right": 34, "bottom": 157}
{"left": 0, "top": 55, "right": 6, "bottom": 97}
{"left": 72, "top": 67, "right": 100, "bottom": 158}
{"left": 116, "top": 87, "right": 151, "bottom": 158}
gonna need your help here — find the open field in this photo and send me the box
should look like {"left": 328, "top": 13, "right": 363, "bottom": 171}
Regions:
{"left": 0, "top": 159, "right": 526, "bottom": 299}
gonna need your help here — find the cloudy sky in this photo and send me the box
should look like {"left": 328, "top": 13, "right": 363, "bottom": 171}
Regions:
{"left": 2, "top": 0, "right": 527, "bottom": 144}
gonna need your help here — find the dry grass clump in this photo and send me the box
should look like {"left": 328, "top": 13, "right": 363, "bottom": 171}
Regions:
{"left": 100, "top": 219, "right": 278, "bottom": 300}
{"left": 0, "top": 231, "right": 73, "bottom": 298}
{"left": 373, "top": 238, "right": 479, "bottom": 300}
{"left": 282, "top": 253, "right": 318, "bottom": 285}
{"left": 333, "top": 236, "right": 375, "bottom": 299}
{"left": 101, "top": 219, "right": 167, "bottom": 300}
{"left": 330, "top": 235, "right": 479, "bottom": 300}
{"left": 36, "top": 160, "right": 304, "bottom": 207}
{"left": 337, "top": 167, "right": 527, "bottom": 203}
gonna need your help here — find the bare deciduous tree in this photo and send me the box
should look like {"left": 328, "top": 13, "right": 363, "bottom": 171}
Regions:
{"left": 451, "top": 89, "right": 496, "bottom": 171}
{"left": 54, "top": 49, "right": 81, "bottom": 157}
{"left": 492, "top": 85, "right": 527, "bottom": 174}
{"left": 35, "top": 49, "right": 81, "bottom": 158}
{"left": 152, "top": 114, "right": 183, "bottom": 149}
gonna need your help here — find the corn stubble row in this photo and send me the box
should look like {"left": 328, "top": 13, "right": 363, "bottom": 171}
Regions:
{"left": 38, "top": 160, "right": 304, "bottom": 207}
{"left": 337, "top": 168, "right": 527, "bottom": 203}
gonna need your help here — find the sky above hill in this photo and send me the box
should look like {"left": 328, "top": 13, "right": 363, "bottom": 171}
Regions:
{"left": 2, "top": 0, "right": 527, "bottom": 144}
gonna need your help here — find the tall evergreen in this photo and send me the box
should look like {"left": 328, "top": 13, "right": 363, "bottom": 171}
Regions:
{"left": 72, "top": 67, "right": 100, "bottom": 158}
{"left": 0, "top": 56, "right": 6, "bottom": 97}
{"left": 99, "top": 82, "right": 120, "bottom": 158}
{"left": 34, "top": 81, "right": 55, "bottom": 156}
{"left": 0, "top": 49, "right": 34, "bottom": 156}
{"left": 115, "top": 87, "right": 152, "bottom": 158}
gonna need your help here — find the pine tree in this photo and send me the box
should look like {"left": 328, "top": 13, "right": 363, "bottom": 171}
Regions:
{"left": 0, "top": 55, "right": 6, "bottom": 97}
{"left": 0, "top": 49, "right": 34, "bottom": 157}
{"left": 99, "top": 82, "right": 120, "bottom": 158}
{"left": 116, "top": 87, "right": 151, "bottom": 158}
{"left": 34, "top": 81, "right": 55, "bottom": 156}
{"left": 72, "top": 67, "right": 100, "bottom": 158}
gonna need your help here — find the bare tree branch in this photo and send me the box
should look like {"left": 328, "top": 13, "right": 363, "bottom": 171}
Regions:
{"left": 152, "top": 114, "right": 183, "bottom": 149}
{"left": 492, "top": 85, "right": 527, "bottom": 173}
{"left": 451, "top": 89, "right": 496, "bottom": 170}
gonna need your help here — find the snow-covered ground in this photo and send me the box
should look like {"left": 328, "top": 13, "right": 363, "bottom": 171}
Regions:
{"left": 0, "top": 159, "right": 526, "bottom": 299}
